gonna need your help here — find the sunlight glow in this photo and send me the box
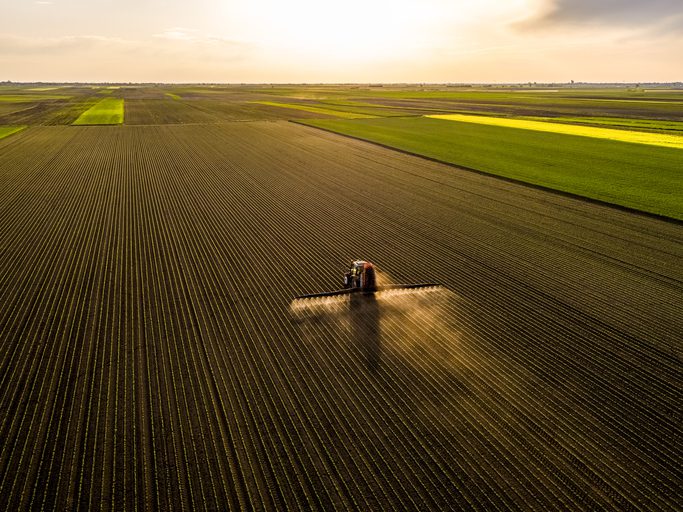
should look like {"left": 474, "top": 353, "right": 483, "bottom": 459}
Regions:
{"left": 221, "top": 0, "right": 539, "bottom": 69}
{"left": 3, "top": 0, "right": 680, "bottom": 82}
{"left": 234, "top": 0, "right": 497, "bottom": 61}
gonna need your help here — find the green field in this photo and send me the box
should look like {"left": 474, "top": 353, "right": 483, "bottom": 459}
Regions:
{"left": 428, "top": 114, "right": 683, "bottom": 149}
{"left": 302, "top": 116, "right": 683, "bottom": 220}
{"left": 72, "top": 97, "right": 124, "bottom": 125}
{"left": 0, "top": 94, "right": 70, "bottom": 102}
{"left": 0, "top": 126, "right": 26, "bottom": 140}
{"left": 27, "top": 87, "right": 63, "bottom": 92}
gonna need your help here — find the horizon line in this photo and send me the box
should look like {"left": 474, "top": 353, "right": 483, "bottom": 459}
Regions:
{"left": 2, "top": 81, "right": 682, "bottom": 87}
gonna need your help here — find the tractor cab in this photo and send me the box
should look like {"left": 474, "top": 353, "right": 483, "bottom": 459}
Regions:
{"left": 343, "top": 260, "right": 377, "bottom": 292}
{"left": 293, "top": 260, "right": 439, "bottom": 300}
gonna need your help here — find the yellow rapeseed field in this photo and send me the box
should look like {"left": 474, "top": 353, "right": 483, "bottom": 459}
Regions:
{"left": 427, "top": 114, "right": 683, "bottom": 150}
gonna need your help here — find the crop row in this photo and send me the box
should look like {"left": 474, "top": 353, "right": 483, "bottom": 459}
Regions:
{"left": 0, "top": 123, "right": 680, "bottom": 510}
{"left": 122, "top": 98, "right": 291, "bottom": 125}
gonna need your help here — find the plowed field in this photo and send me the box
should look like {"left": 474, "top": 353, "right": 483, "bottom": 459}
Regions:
{"left": 0, "top": 122, "right": 680, "bottom": 510}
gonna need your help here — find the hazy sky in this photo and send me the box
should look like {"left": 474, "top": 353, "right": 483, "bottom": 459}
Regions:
{"left": 1, "top": 0, "right": 681, "bottom": 82}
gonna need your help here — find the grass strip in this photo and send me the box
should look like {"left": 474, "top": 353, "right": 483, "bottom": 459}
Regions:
{"left": 428, "top": 114, "right": 683, "bottom": 149}
{"left": 301, "top": 116, "right": 683, "bottom": 220}
{"left": 72, "top": 98, "right": 124, "bottom": 125}
{"left": 255, "top": 101, "right": 377, "bottom": 119}
{"left": 27, "top": 87, "right": 63, "bottom": 91}
{"left": 0, "top": 126, "right": 27, "bottom": 140}
{"left": 0, "top": 95, "right": 70, "bottom": 102}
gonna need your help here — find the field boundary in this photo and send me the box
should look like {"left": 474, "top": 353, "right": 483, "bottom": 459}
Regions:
{"left": 291, "top": 119, "right": 683, "bottom": 225}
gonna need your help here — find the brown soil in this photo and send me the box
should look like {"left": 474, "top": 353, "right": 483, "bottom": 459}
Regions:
{"left": 0, "top": 122, "right": 680, "bottom": 510}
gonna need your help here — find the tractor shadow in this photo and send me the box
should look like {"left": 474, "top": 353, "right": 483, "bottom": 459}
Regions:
{"left": 287, "top": 286, "right": 489, "bottom": 436}
{"left": 289, "top": 292, "right": 383, "bottom": 373}
{"left": 289, "top": 286, "right": 464, "bottom": 377}
{"left": 349, "top": 293, "right": 381, "bottom": 373}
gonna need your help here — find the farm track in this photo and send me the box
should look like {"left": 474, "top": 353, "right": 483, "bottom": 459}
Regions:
{"left": 0, "top": 122, "right": 681, "bottom": 510}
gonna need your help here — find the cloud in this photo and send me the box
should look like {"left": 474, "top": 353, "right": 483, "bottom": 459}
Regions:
{"left": 153, "top": 28, "right": 197, "bottom": 41}
{"left": 0, "top": 33, "right": 250, "bottom": 58}
{"left": 521, "top": 0, "right": 683, "bottom": 33}
{"left": 151, "top": 28, "right": 247, "bottom": 49}
{"left": 0, "top": 34, "right": 130, "bottom": 56}
{"left": 0, "top": 33, "right": 255, "bottom": 82}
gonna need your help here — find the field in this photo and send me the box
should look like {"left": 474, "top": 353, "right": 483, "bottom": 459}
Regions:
{"left": 254, "top": 101, "right": 378, "bottom": 119}
{"left": 0, "top": 84, "right": 682, "bottom": 510}
{"left": 427, "top": 113, "right": 683, "bottom": 149}
{"left": 0, "top": 126, "right": 26, "bottom": 140}
{"left": 249, "top": 85, "right": 683, "bottom": 121}
{"left": 73, "top": 98, "right": 125, "bottom": 125}
{"left": 303, "top": 116, "right": 683, "bottom": 220}
{"left": 0, "top": 94, "right": 71, "bottom": 103}
{"left": 511, "top": 116, "right": 683, "bottom": 133}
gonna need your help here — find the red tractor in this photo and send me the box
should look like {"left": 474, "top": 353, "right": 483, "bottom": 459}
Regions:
{"left": 296, "top": 260, "right": 436, "bottom": 299}
{"left": 343, "top": 260, "right": 377, "bottom": 292}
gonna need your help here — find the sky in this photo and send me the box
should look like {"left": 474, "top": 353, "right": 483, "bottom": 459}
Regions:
{"left": 1, "top": 0, "right": 681, "bottom": 83}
